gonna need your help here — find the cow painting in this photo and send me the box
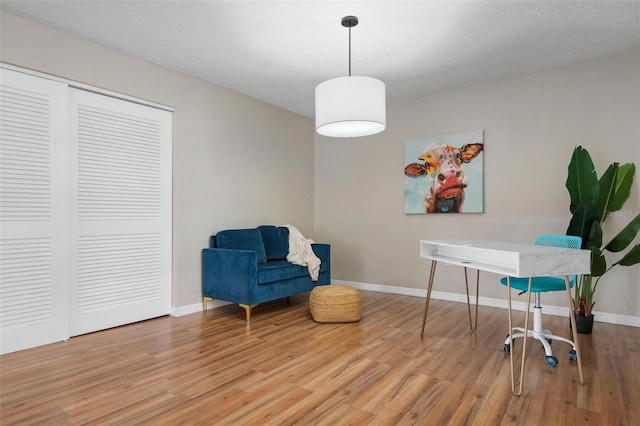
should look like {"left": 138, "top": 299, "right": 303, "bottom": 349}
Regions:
{"left": 404, "top": 140, "right": 483, "bottom": 213}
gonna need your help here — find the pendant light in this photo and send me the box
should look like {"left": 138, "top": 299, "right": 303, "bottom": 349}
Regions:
{"left": 315, "top": 16, "right": 386, "bottom": 138}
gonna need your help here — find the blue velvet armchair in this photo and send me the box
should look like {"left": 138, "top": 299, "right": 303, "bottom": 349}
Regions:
{"left": 202, "top": 225, "right": 330, "bottom": 321}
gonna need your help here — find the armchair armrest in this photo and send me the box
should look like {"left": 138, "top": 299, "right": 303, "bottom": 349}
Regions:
{"left": 202, "top": 248, "right": 258, "bottom": 304}
{"left": 311, "top": 243, "right": 329, "bottom": 262}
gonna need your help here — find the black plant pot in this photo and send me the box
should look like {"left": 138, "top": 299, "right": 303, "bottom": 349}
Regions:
{"left": 570, "top": 314, "right": 594, "bottom": 334}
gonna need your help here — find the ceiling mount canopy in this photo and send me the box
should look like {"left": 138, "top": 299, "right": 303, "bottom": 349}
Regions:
{"left": 315, "top": 16, "right": 386, "bottom": 138}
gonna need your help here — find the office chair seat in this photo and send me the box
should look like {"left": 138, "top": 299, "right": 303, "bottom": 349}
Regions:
{"left": 499, "top": 276, "right": 574, "bottom": 293}
{"left": 500, "top": 234, "right": 582, "bottom": 368}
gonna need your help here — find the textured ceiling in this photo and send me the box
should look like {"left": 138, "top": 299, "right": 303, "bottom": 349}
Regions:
{"left": 2, "top": 1, "right": 639, "bottom": 118}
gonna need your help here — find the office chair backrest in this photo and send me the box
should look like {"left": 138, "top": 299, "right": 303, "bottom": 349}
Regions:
{"left": 535, "top": 235, "right": 582, "bottom": 250}
{"left": 534, "top": 234, "right": 583, "bottom": 284}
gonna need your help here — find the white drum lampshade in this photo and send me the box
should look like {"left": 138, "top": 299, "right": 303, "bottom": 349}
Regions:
{"left": 315, "top": 76, "right": 386, "bottom": 138}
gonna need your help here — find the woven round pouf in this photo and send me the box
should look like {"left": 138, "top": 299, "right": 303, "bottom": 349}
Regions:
{"left": 309, "top": 285, "right": 362, "bottom": 323}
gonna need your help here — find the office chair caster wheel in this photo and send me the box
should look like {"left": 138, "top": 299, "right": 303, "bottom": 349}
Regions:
{"left": 568, "top": 350, "right": 577, "bottom": 361}
{"left": 503, "top": 334, "right": 512, "bottom": 354}
{"left": 545, "top": 355, "right": 558, "bottom": 367}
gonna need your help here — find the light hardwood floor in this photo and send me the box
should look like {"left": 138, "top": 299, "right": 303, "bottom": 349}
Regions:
{"left": 1, "top": 290, "right": 638, "bottom": 425}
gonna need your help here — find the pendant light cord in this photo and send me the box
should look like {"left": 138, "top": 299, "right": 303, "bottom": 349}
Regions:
{"left": 348, "top": 25, "right": 352, "bottom": 76}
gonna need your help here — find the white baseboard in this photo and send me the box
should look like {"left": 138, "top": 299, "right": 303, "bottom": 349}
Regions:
{"left": 171, "top": 299, "right": 231, "bottom": 317}
{"left": 332, "top": 279, "right": 640, "bottom": 328}
{"left": 171, "top": 281, "right": 639, "bottom": 328}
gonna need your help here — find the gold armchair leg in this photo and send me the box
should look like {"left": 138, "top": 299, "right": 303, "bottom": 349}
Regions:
{"left": 203, "top": 297, "right": 212, "bottom": 314}
{"left": 239, "top": 304, "right": 258, "bottom": 322}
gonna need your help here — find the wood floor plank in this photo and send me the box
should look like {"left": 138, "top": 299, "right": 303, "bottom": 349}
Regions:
{"left": 352, "top": 355, "right": 424, "bottom": 414}
{"left": 440, "top": 380, "right": 490, "bottom": 425}
{"left": 371, "top": 373, "right": 443, "bottom": 425}
{"left": 1, "top": 290, "right": 638, "bottom": 425}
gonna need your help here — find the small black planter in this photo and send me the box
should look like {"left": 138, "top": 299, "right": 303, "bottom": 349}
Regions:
{"left": 570, "top": 314, "right": 594, "bottom": 334}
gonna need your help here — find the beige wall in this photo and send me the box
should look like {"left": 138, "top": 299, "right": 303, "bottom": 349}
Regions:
{"left": 315, "top": 51, "right": 640, "bottom": 317}
{"left": 0, "top": 11, "right": 316, "bottom": 308}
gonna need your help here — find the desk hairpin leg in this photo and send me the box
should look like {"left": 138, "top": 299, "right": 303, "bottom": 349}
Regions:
{"left": 421, "top": 262, "right": 479, "bottom": 338}
{"left": 507, "top": 276, "right": 532, "bottom": 396}
{"left": 463, "top": 267, "right": 480, "bottom": 332}
{"left": 565, "top": 275, "right": 585, "bottom": 385}
{"left": 420, "top": 260, "right": 438, "bottom": 339}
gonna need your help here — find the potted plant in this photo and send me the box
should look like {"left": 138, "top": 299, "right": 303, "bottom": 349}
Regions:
{"left": 565, "top": 146, "right": 640, "bottom": 333}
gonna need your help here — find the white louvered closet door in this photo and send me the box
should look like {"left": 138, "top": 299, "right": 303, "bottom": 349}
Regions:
{"left": 68, "top": 89, "right": 171, "bottom": 336}
{"left": 0, "top": 69, "right": 70, "bottom": 354}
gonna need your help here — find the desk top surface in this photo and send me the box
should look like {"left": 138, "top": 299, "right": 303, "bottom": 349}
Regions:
{"left": 419, "top": 239, "right": 591, "bottom": 277}
{"left": 422, "top": 239, "right": 579, "bottom": 253}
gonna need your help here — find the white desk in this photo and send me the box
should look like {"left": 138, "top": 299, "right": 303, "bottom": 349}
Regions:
{"left": 419, "top": 239, "right": 591, "bottom": 395}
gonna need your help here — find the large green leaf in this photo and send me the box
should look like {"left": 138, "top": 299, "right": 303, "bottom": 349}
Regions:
{"left": 590, "top": 247, "right": 607, "bottom": 276}
{"left": 566, "top": 146, "right": 599, "bottom": 213}
{"left": 566, "top": 201, "right": 600, "bottom": 249}
{"left": 595, "top": 163, "right": 618, "bottom": 222}
{"left": 610, "top": 163, "right": 635, "bottom": 212}
{"left": 592, "top": 220, "right": 603, "bottom": 250}
{"left": 605, "top": 213, "right": 640, "bottom": 252}
{"left": 617, "top": 244, "right": 640, "bottom": 267}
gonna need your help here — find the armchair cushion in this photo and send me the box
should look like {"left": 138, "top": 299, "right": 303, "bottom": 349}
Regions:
{"left": 258, "top": 225, "right": 289, "bottom": 260}
{"left": 257, "top": 260, "right": 308, "bottom": 284}
{"left": 216, "top": 228, "right": 267, "bottom": 264}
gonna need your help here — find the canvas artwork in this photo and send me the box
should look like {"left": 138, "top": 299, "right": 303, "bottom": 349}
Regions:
{"left": 404, "top": 130, "right": 484, "bottom": 214}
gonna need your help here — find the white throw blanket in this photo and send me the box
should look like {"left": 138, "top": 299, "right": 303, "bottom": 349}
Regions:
{"left": 284, "top": 224, "right": 321, "bottom": 281}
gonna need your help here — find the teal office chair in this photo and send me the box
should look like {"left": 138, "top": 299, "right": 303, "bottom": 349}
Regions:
{"left": 501, "top": 235, "right": 582, "bottom": 367}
